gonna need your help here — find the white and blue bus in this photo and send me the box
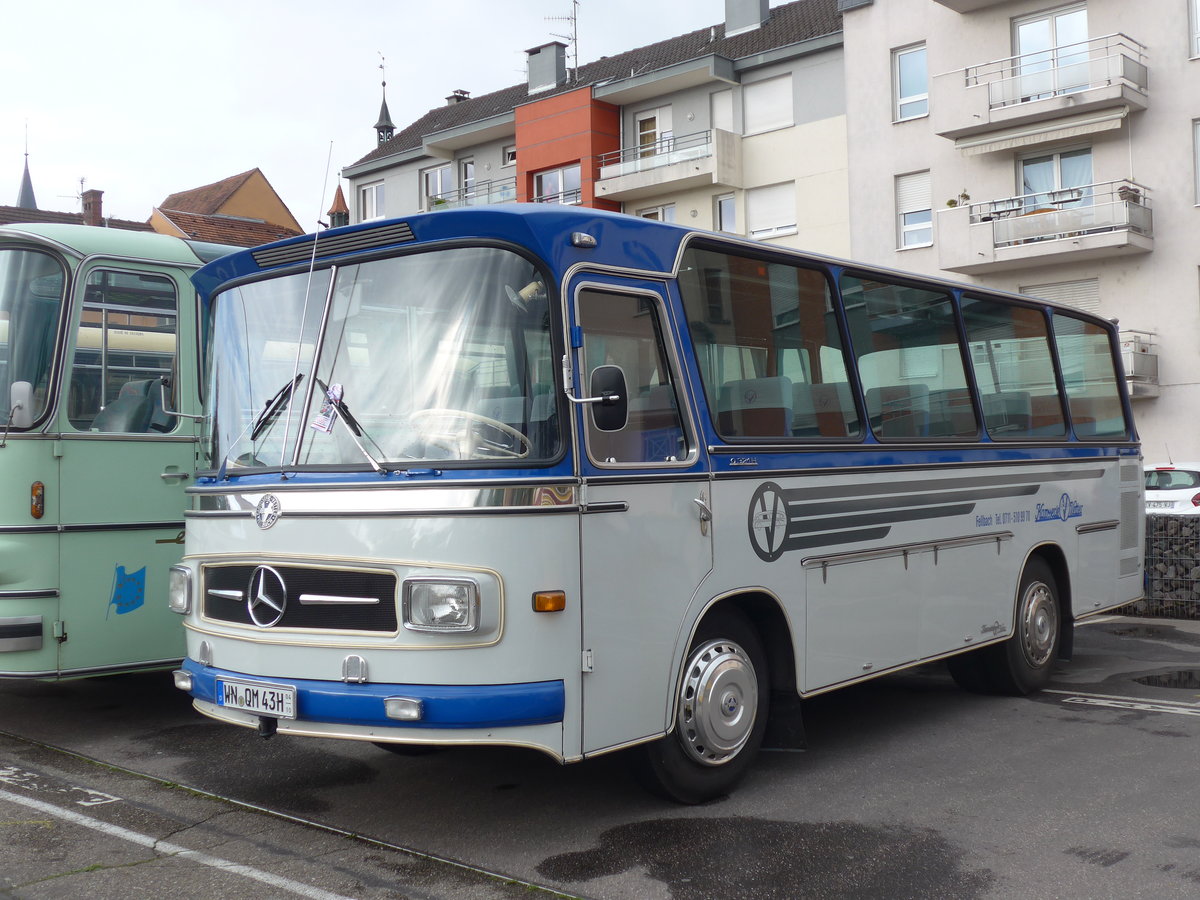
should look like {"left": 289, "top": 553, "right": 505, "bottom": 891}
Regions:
{"left": 171, "top": 206, "right": 1143, "bottom": 802}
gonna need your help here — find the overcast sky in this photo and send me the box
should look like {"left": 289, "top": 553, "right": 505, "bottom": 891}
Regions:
{"left": 1, "top": 1, "right": 778, "bottom": 229}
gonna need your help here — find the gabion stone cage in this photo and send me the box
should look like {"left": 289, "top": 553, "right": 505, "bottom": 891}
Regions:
{"left": 1120, "top": 514, "right": 1200, "bottom": 620}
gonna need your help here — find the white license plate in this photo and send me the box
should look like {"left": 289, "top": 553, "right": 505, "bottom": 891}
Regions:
{"left": 1147, "top": 501, "right": 1175, "bottom": 510}
{"left": 217, "top": 679, "right": 296, "bottom": 719}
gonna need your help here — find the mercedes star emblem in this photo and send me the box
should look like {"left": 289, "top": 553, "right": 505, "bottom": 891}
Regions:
{"left": 255, "top": 494, "right": 282, "bottom": 530}
{"left": 246, "top": 565, "right": 287, "bottom": 628}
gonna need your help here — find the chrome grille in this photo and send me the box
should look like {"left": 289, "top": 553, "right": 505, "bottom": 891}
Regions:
{"left": 203, "top": 564, "right": 398, "bottom": 632}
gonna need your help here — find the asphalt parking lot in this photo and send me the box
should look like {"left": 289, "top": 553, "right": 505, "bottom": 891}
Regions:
{"left": 2, "top": 614, "right": 1199, "bottom": 899}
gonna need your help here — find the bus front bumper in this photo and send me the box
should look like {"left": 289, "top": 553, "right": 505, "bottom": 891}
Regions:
{"left": 176, "top": 658, "right": 565, "bottom": 731}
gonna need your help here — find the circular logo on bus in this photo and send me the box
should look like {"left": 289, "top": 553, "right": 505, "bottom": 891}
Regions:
{"left": 748, "top": 481, "right": 789, "bottom": 562}
{"left": 255, "top": 494, "right": 282, "bottom": 530}
{"left": 247, "top": 565, "right": 287, "bottom": 628}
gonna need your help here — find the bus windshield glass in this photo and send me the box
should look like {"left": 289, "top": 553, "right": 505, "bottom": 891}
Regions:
{"left": 204, "top": 245, "right": 558, "bottom": 471}
{"left": 0, "top": 248, "right": 66, "bottom": 426}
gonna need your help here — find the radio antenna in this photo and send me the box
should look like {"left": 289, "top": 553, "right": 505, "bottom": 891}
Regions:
{"left": 546, "top": 0, "right": 580, "bottom": 81}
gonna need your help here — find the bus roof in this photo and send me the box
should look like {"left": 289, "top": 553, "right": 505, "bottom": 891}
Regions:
{"left": 0, "top": 222, "right": 240, "bottom": 267}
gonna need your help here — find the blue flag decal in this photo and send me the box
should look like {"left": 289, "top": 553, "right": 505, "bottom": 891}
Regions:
{"left": 108, "top": 565, "right": 147, "bottom": 617}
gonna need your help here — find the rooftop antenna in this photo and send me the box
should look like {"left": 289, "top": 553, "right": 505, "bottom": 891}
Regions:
{"left": 547, "top": 0, "right": 580, "bottom": 81}
{"left": 57, "top": 176, "right": 85, "bottom": 208}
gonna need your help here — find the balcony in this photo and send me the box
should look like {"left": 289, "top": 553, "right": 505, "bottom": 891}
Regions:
{"left": 428, "top": 177, "right": 517, "bottom": 210}
{"left": 931, "top": 34, "right": 1148, "bottom": 152}
{"left": 1120, "top": 330, "right": 1159, "bottom": 400}
{"left": 594, "top": 129, "right": 742, "bottom": 202}
{"left": 938, "top": 180, "right": 1153, "bottom": 274}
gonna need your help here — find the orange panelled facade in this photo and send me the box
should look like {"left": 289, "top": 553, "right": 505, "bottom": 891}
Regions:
{"left": 515, "top": 86, "right": 621, "bottom": 211}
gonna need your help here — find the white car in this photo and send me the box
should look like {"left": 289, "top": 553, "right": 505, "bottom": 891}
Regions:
{"left": 1144, "top": 463, "right": 1200, "bottom": 515}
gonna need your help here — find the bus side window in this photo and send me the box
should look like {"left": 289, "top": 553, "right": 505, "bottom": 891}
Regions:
{"left": 677, "top": 244, "right": 859, "bottom": 441}
{"left": 69, "top": 269, "right": 178, "bottom": 433}
{"left": 577, "top": 289, "right": 686, "bottom": 464}
{"left": 1051, "top": 313, "right": 1128, "bottom": 439}
{"left": 961, "top": 297, "right": 1066, "bottom": 440}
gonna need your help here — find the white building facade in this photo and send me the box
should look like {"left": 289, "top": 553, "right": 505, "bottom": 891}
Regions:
{"left": 840, "top": 0, "right": 1200, "bottom": 460}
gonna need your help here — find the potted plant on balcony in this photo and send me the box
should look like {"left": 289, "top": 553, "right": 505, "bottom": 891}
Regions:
{"left": 1117, "top": 184, "right": 1141, "bottom": 204}
{"left": 945, "top": 189, "right": 971, "bottom": 208}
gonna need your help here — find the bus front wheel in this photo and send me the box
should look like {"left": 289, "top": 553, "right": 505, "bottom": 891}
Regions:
{"left": 637, "top": 608, "right": 769, "bottom": 804}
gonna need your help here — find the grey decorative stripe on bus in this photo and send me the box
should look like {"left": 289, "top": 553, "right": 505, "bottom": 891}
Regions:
{"left": 748, "top": 467, "right": 1104, "bottom": 562}
{"left": 251, "top": 222, "right": 416, "bottom": 268}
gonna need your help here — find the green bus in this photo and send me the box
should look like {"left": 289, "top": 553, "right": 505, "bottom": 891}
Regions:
{"left": 0, "top": 223, "right": 235, "bottom": 678}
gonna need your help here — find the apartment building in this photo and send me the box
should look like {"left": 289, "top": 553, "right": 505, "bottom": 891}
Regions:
{"left": 341, "top": 0, "right": 850, "bottom": 255}
{"left": 840, "top": 0, "right": 1199, "bottom": 459}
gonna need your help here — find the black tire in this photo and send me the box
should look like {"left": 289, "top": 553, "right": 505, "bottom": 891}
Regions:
{"left": 946, "top": 649, "right": 995, "bottom": 693}
{"left": 636, "top": 608, "right": 769, "bottom": 804}
{"left": 987, "top": 556, "right": 1061, "bottom": 695}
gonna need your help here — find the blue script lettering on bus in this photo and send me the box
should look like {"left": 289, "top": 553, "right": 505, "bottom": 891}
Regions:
{"left": 975, "top": 514, "right": 994, "bottom": 528}
{"left": 1035, "top": 493, "right": 1084, "bottom": 523}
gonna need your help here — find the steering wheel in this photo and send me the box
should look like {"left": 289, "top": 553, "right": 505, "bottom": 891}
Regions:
{"left": 409, "top": 408, "right": 532, "bottom": 459}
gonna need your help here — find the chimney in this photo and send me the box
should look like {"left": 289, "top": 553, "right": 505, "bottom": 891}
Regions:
{"left": 725, "top": 0, "right": 769, "bottom": 36}
{"left": 446, "top": 89, "right": 471, "bottom": 105}
{"left": 81, "top": 189, "right": 104, "bottom": 227}
{"left": 526, "top": 42, "right": 567, "bottom": 93}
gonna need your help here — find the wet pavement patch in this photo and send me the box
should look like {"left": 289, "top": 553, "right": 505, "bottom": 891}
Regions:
{"left": 1133, "top": 670, "right": 1200, "bottom": 690}
{"left": 537, "top": 818, "right": 994, "bottom": 899}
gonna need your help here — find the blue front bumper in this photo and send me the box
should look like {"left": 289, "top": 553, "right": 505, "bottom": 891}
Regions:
{"left": 181, "top": 659, "right": 565, "bottom": 729}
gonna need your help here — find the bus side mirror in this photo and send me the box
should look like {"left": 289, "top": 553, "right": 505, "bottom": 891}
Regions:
{"left": 9, "top": 381, "right": 33, "bottom": 428}
{"left": 589, "top": 365, "right": 628, "bottom": 432}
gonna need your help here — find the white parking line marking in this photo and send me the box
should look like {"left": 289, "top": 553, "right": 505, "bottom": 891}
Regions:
{"left": 0, "top": 789, "right": 356, "bottom": 900}
{"left": 1046, "top": 688, "right": 1200, "bottom": 709}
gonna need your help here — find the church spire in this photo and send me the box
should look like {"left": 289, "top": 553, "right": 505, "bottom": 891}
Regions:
{"left": 17, "top": 126, "right": 36, "bottom": 210}
{"left": 375, "top": 54, "right": 395, "bottom": 146}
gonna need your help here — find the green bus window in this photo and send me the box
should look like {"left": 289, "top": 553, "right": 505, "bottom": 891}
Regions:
{"left": 1052, "top": 314, "right": 1128, "bottom": 439}
{"left": 69, "top": 269, "right": 178, "bottom": 433}
{"left": 961, "top": 297, "right": 1066, "bottom": 440}
{"left": 678, "top": 245, "right": 858, "bottom": 440}
{"left": 0, "top": 248, "right": 65, "bottom": 426}
{"left": 840, "top": 273, "right": 976, "bottom": 440}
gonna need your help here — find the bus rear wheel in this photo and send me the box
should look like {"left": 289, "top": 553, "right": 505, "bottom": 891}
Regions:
{"left": 636, "top": 608, "right": 769, "bottom": 804}
{"left": 948, "top": 557, "right": 1060, "bottom": 696}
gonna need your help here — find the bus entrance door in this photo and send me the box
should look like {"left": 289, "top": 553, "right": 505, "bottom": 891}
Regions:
{"left": 572, "top": 280, "right": 713, "bottom": 755}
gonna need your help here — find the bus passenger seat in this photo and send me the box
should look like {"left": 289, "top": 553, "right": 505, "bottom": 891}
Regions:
{"left": 91, "top": 379, "right": 155, "bottom": 433}
{"left": 865, "top": 384, "right": 929, "bottom": 439}
{"left": 717, "top": 376, "right": 793, "bottom": 438}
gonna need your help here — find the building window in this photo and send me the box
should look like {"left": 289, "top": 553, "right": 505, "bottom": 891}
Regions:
{"left": 1020, "top": 278, "right": 1100, "bottom": 313}
{"left": 636, "top": 106, "right": 673, "bottom": 157}
{"left": 359, "top": 182, "right": 384, "bottom": 221}
{"left": 460, "top": 158, "right": 476, "bottom": 203}
{"left": 1013, "top": 5, "right": 1089, "bottom": 100}
{"left": 422, "top": 164, "right": 452, "bottom": 209}
{"left": 896, "top": 171, "right": 932, "bottom": 248}
{"left": 1019, "top": 147, "right": 1092, "bottom": 211}
{"left": 533, "top": 164, "right": 582, "bottom": 204}
{"left": 1194, "top": 121, "right": 1200, "bottom": 204}
{"left": 1192, "top": 0, "right": 1200, "bottom": 57}
{"left": 502, "top": 145, "right": 517, "bottom": 166}
{"left": 638, "top": 204, "right": 675, "bottom": 223}
{"left": 715, "top": 193, "right": 737, "bottom": 233}
{"left": 745, "top": 183, "right": 796, "bottom": 239}
{"left": 894, "top": 45, "right": 928, "bottom": 120}
{"left": 743, "top": 75, "right": 793, "bottom": 135}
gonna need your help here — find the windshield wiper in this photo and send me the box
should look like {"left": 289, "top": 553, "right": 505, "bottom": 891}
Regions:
{"left": 251, "top": 373, "right": 304, "bottom": 441}
{"left": 314, "top": 378, "right": 387, "bottom": 474}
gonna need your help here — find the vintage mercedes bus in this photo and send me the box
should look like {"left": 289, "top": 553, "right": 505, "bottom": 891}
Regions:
{"left": 171, "top": 205, "right": 1143, "bottom": 801}
{"left": 0, "top": 224, "right": 234, "bottom": 678}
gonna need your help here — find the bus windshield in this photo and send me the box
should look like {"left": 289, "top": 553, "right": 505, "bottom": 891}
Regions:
{"left": 204, "top": 245, "right": 558, "bottom": 471}
{"left": 0, "top": 248, "right": 66, "bottom": 426}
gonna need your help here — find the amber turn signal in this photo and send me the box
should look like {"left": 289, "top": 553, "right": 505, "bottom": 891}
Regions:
{"left": 532, "top": 590, "right": 566, "bottom": 612}
{"left": 30, "top": 481, "right": 44, "bottom": 519}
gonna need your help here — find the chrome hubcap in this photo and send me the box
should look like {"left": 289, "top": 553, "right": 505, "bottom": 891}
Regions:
{"left": 676, "top": 639, "right": 758, "bottom": 767}
{"left": 1019, "top": 580, "right": 1058, "bottom": 668}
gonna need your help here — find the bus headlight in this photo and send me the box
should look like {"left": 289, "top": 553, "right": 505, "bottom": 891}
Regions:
{"left": 403, "top": 578, "right": 479, "bottom": 632}
{"left": 168, "top": 565, "right": 192, "bottom": 614}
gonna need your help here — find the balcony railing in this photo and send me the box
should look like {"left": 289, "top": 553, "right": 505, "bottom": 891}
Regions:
{"left": 968, "top": 180, "right": 1152, "bottom": 247}
{"left": 598, "top": 130, "right": 714, "bottom": 179}
{"left": 429, "top": 177, "right": 517, "bottom": 210}
{"left": 963, "top": 33, "right": 1147, "bottom": 110}
{"left": 529, "top": 188, "right": 582, "bottom": 206}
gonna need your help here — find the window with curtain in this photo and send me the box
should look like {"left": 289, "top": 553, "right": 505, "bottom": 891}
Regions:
{"left": 893, "top": 45, "right": 928, "bottom": 120}
{"left": 743, "top": 75, "right": 793, "bottom": 135}
{"left": 895, "top": 171, "right": 932, "bottom": 248}
{"left": 1013, "top": 4, "right": 1089, "bottom": 99}
{"left": 1019, "top": 147, "right": 1092, "bottom": 211}
{"left": 1193, "top": 0, "right": 1200, "bottom": 57}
